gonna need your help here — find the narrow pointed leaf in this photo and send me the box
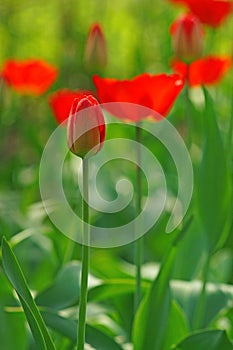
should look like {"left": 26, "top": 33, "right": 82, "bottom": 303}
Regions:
{"left": 133, "top": 246, "right": 176, "bottom": 350}
{"left": 197, "top": 88, "right": 232, "bottom": 251}
{"left": 132, "top": 217, "right": 192, "bottom": 350}
{"left": 1, "top": 237, "right": 56, "bottom": 350}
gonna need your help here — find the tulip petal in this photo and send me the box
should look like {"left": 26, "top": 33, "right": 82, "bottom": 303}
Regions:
{"left": 1, "top": 59, "right": 58, "bottom": 96}
{"left": 49, "top": 89, "right": 93, "bottom": 124}
{"left": 171, "top": 56, "right": 232, "bottom": 87}
{"left": 189, "top": 56, "right": 232, "bottom": 86}
{"left": 67, "top": 95, "right": 106, "bottom": 158}
{"left": 93, "top": 73, "right": 184, "bottom": 121}
{"left": 168, "top": 0, "right": 233, "bottom": 27}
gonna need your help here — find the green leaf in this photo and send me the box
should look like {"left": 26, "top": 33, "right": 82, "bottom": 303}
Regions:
{"left": 1, "top": 237, "right": 56, "bottom": 350}
{"left": 212, "top": 307, "right": 233, "bottom": 342}
{"left": 41, "top": 310, "right": 124, "bottom": 350}
{"left": 0, "top": 271, "right": 28, "bottom": 350}
{"left": 89, "top": 277, "right": 233, "bottom": 332}
{"left": 209, "top": 249, "right": 233, "bottom": 284}
{"left": 90, "top": 251, "right": 134, "bottom": 279}
{"left": 133, "top": 245, "right": 176, "bottom": 350}
{"left": 88, "top": 278, "right": 149, "bottom": 301}
{"left": 172, "top": 330, "right": 233, "bottom": 350}
{"left": 36, "top": 262, "right": 81, "bottom": 310}
{"left": 132, "top": 217, "right": 192, "bottom": 350}
{"left": 171, "top": 279, "right": 233, "bottom": 329}
{"left": 197, "top": 87, "right": 232, "bottom": 252}
{"left": 13, "top": 233, "right": 57, "bottom": 291}
{"left": 162, "top": 301, "right": 189, "bottom": 350}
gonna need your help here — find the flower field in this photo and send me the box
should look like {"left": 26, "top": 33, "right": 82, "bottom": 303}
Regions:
{"left": 0, "top": 0, "right": 233, "bottom": 349}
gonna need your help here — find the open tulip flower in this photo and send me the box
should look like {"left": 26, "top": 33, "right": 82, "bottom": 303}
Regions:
{"left": 1, "top": 59, "right": 58, "bottom": 96}
{"left": 49, "top": 89, "right": 94, "bottom": 124}
{"left": 168, "top": 0, "right": 233, "bottom": 27}
{"left": 93, "top": 73, "right": 184, "bottom": 121}
{"left": 171, "top": 55, "right": 232, "bottom": 87}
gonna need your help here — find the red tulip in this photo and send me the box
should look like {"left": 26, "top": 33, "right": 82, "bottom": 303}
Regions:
{"left": 168, "top": 0, "right": 233, "bottom": 27}
{"left": 1, "top": 59, "right": 58, "bottom": 96}
{"left": 67, "top": 95, "right": 105, "bottom": 158}
{"left": 49, "top": 89, "right": 93, "bottom": 124}
{"left": 93, "top": 73, "right": 184, "bottom": 122}
{"left": 171, "top": 56, "right": 232, "bottom": 86}
{"left": 84, "top": 23, "right": 107, "bottom": 70}
{"left": 170, "top": 14, "right": 203, "bottom": 62}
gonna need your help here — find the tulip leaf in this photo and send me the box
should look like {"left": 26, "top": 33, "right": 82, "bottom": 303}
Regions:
{"left": 1, "top": 237, "right": 56, "bottom": 350}
{"left": 196, "top": 87, "right": 232, "bottom": 252}
{"left": 132, "top": 216, "right": 192, "bottom": 350}
{"left": 35, "top": 261, "right": 81, "bottom": 310}
{"left": 213, "top": 307, "right": 233, "bottom": 342}
{"left": 161, "top": 301, "right": 189, "bottom": 350}
{"left": 132, "top": 245, "right": 176, "bottom": 350}
{"left": 88, "top": 278, "right": 149, "bottom": 301}
{"left": 88, "top": 277, "right": 233, "bottom": 330}
{"left": 41, "top": 310, "right": 124, "bottom": 349}
{"left": 172, "top": 329, "right": 233, "bottom": 350}
{"left": 171, "top": 279, "right": 233, "bottom": 329}
{"left": 0, "top": 271, "right": 28, "bottom": 350}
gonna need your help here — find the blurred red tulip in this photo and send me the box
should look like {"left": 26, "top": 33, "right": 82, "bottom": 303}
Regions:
{"left": 93, "top": 73, "right": 184, "bottom": 121}
{"left": 168, "top": 0, "right": 233, "bottom": 27}
{"left": 170, "top": 14, "right": 203, "bottom": 62}
{"left": 67, "top": 95, "right": 105, "bottom": 158}
{"left": 171, "top": 56, "right": 232, "bottom": 86}
{"left": 49, "top": 89, "right": 93, "bottom": 124}
{"left": 1, "top": 59, "right": 58, "bottom": 96}
{"left": 84, "top": 23, "right": 107, "bottom": 70}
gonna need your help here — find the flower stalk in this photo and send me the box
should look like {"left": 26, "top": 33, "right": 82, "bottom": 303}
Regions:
{"left": 77, "top": 158, "right": 90, "bottom": 350}
{"left": 66, "top": 95, "right": 105, "bottom": 349}
{"left": 184, "top": 64, "right": 193, "bottom": 147}
{"left": 135, "top": 122, "right": 143, "bottom": 311}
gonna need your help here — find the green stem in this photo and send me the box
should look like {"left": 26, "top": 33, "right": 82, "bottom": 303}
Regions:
{"left": 185, "top": 65, "right": 192, "bottom": 148}
{"left": 134, "top": 122, "right": 143, "bottom": 312}
{"left": 77, "top": 158, "right": 89, "bottom": 350}
{"left": 63, "top": 155, "right": 78, "bottom": 265}
{"left": 226, "top": 71, "right": 233, "bottom": 162}
{"left": 193, "top": 254, "right": 211, "bottom": 329}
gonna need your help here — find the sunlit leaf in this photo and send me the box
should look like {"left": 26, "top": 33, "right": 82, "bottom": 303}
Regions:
{"left": 172, "top": 329, "right": 233, "bottom": 350}
{"left": 41, "top": 310, "right": 124, "bottom": 349}
{"left": 171, "top": 279, "right": 233, "bottom": 329}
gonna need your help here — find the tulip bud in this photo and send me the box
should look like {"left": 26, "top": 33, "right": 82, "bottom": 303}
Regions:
{"left": 84, "top": 23, "right": 107, "bottom": 70}
{"left": 171, "top": 14, "right": 203, "bottom": 63}
{"left": 67, "top": 95, "right": 105, "bottom": 158}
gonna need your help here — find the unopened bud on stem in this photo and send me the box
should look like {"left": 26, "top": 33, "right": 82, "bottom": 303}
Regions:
{"left": 171, "top": 14, "right": 203, "bottom": 63}
{"left": 67, "top": 95, "right": 106, "bottom": 158}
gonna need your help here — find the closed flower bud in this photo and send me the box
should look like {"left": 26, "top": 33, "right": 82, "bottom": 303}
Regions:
{"left": 171, "top": 14, "right": 203, "bottom": 63}
{"left": 84, "top": 23, "right": 107, "bottom": 70}
{"left": 67, "top": 95, "right": 105, "bottom": 158}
